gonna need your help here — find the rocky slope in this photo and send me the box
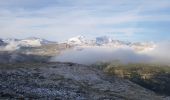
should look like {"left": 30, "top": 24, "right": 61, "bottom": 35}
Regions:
{"left": 0, "top": 62, "right": 168, "bottom": 100}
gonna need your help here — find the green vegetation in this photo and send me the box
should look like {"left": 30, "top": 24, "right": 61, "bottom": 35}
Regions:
{"left": 104, "top": 63, "right": 170, "bottom": 77}
{"left": 94, "top": 62, "right": 170, "bottom": 96}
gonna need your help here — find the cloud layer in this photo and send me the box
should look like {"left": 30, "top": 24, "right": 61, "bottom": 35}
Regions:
{"left": 52, "top": 42, "right": 170, "bottom": 65}
{"left": 0, "top": 0, "right": 170, "bottom": 41}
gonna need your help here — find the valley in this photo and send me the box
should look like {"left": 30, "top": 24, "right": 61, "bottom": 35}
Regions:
{"left": 1, "top": 0, "right": 170, "bottom": 99}
{"left": 0, "top": 36, "right": 169, "bottom": 99}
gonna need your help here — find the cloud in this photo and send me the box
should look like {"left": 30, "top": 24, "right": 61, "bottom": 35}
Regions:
{"left": 0, "top": 0, "right": 170, "bottom": 41}
{"left": 144, "top": 42, "right": 170, "bottom": 64}
{"left": 51, "top": 47, "right": 152, "bottom": 65}
{"left": 51, "top": 42, "right": 170, "bottom": 65}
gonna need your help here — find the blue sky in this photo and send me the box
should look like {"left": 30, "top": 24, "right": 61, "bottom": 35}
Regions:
{"left": 0, "top": 0, "right": 170, "bottom": 42}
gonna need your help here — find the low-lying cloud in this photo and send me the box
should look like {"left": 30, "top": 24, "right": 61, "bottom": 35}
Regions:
{"left": 143, "top": 42, "right": 170, "bottom": 64}
{"left": 52, "top": 42, "right": 170, "bottom": 65}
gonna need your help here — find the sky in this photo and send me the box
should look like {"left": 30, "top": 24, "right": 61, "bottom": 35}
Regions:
{"left": 0, "top": 0, "right": 170, "bottom": 42}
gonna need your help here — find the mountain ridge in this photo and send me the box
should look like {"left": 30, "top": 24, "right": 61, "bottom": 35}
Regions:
{"left": 66, "top": 35, "right": 156, "bottom": 52}
{"left": 0, "top": 36, "right": 156, "bottom": 52}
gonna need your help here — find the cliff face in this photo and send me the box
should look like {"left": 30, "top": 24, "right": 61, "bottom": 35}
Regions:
{"left": 0, "top": 62, "right": 165, "bottom": 100}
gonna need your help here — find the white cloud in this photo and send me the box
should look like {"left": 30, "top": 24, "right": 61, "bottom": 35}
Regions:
{"left": 0, "top": 0, "right": 170, "bottom": 41}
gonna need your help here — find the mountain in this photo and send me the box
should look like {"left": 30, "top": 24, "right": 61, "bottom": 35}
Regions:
{"left": 1, "top": 37, "right": 57, "bottom": 51}
{"left": 66, "top": 36, "right": 156, "bottom": 52}
{"left": 19, "top": 37, "right": 57, "bottom": 47}
{"left": 25, "top": 37, "right": 57, "bottom": 45}
{"left": 95, "top": 36, "right": 156, "bottom": 52}
{"left": 96, "top": 36, "right": 113, "bottom": 45}
{"left": 95, "top": 36, "right": 132, "bottom": 48}
{"left": 0, "top": 39, "right": 7, "bottom": 46}
{"left": 66, "top": 35, "right": 133, "bottom": 47}
{"left": 67, "top": 35, "right": 87, "bottom": 45}
{"left": 0, "top": 36, "right": 156, "bottom": 52}
{"left": 2, "top": 38, "right": 40, "bottom": 51}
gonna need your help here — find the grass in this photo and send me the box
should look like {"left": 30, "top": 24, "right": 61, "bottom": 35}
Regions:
{"left": 95, "top": 62, "right": 170, "bottom": 96}
{"left": 104, "top": 63, "right": 170, "bottom": 77}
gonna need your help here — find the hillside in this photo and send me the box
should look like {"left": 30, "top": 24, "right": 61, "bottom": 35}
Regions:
{"left": 0, "top": 62, "right": 168, "bottom": 100}
{"left": 103, "top": 63, "right": 170, "bottom": 96}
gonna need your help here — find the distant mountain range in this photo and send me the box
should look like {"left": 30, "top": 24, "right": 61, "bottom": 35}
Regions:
{"left": 0, "top": 37, "right": 57, "bottom": 51}
{"left": 0, "top": 35, "right": 156, "bottom": 52}
{"left": 66, "top": 35, "right": 156, "bottom": 52}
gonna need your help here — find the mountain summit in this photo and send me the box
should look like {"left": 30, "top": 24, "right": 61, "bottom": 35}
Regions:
{"left": 67, "top": 35, "right": 87, "bottom": 45}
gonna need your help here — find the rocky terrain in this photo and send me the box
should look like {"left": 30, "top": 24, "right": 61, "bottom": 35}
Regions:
{"left": 0, "top": 62, "right": 168, "bottom": 100}
{"left": 0, "top": 36, "right": 168, "bottom": 100}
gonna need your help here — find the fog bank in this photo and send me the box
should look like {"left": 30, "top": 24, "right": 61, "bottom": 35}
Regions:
{"left": 51, "top": 42, "right": 170, "bottom": 65}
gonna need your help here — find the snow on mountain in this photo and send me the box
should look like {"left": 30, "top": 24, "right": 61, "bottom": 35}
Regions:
{"left": 95, "top": 36, "right": 132, "bottom": 48}
{"left": 0, "top": 35, "right": 156, "bottom": 53}
{"left": 66, "top": 36, "right": 156, "bottom": 52}
{"left": 25, "top": 37, "right": 56, "bottom": 45}
{"left": 20, "top": 39, "right": 41, "bottom": 47}
{"left": 0, "top": 38, "right": 40, "bottom": 51}
{"left": 67, "top": 35, "right": 87, "bottom": 45}
{"left": 1, "top": 37, "right": 57, "bottom": 51}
